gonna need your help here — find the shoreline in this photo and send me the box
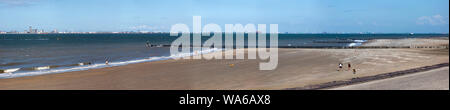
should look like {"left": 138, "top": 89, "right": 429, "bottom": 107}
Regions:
{"left": 0, "top": 48, "right": 222, "bottom": 79}
{"left": 2, "top": 37, "right": 448, "bottom": 76}
{"left": 0, "top": 37, "right": 448, "bottom": 90}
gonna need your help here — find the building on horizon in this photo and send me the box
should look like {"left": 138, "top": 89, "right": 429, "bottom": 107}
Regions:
{"left": 51, "top": 29, "right": 58, "bottom": 33}
{"left": 28, "top": 26, "right": 33, "bottom": 33}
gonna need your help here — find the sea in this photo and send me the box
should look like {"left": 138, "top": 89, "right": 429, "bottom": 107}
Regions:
{"left": 0, "top": 33, "right": 447, "bottom": 78}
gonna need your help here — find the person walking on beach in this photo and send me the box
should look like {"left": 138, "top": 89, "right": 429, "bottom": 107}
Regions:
{"left": 353, "top": 69, "right": 356, "bottom": 74}
{"left": 347, "top": 63, "right": 352, "bottom": 71}
{"left": 105, "top": 58, "right": 109, "bottom": 65}
{"left": 338, "top": 63, "right": 343, "bottom": 71}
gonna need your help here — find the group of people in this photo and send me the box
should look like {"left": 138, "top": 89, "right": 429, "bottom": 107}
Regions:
{"left": 338, "top": 62, "right": 356, "bottom": 74}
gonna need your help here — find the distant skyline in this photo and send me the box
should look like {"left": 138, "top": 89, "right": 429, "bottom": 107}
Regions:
{"left": 0, "top": 0, "right": 449, "bottom": 33}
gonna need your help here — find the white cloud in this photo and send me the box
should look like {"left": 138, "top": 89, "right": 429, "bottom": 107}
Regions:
{"left": 417, "top": 14, "right": 449, "bottom": 25}
{"left": 356, "top": 21, "right": 364, "bottom": 25}
{"left": 0, "top": 0, "right": 39, "bottom": 7}
{"left": 128, "top": 25, "right": 168, "bottom": 31}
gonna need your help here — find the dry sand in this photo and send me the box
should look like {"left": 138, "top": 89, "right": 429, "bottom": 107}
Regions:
{"left": 0, "top": 38, "right": 448, "bottom": 90}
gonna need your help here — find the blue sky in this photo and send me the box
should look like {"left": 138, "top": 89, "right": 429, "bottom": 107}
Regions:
{"left": 0, "top": 0, "right": 448, "bottom": 33}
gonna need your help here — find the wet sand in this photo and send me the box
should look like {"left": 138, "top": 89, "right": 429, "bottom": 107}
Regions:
{"left": 0, "top": 46, "right": 447, "bottom": 89}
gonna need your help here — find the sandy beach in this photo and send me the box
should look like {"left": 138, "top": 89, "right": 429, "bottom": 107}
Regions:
{"left": 0, "top": 38, "right": 448, "bottom": 90}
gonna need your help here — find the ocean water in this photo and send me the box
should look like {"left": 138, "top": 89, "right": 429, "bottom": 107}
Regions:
{"left": 0, "top": 33, "right": 447, "bottom": 78}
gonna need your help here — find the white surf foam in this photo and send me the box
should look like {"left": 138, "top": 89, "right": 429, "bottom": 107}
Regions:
{"left": 3, "top": 68, "right": 20, "bottom": 73}
{"left": 0, "top": 48, "right": 222, "bottom": 79}
{"left": 348, "top": 40, "right": 367, "bottom": 47}
{"left": 34, "top": 66, "right": 50, "bottom": 70}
